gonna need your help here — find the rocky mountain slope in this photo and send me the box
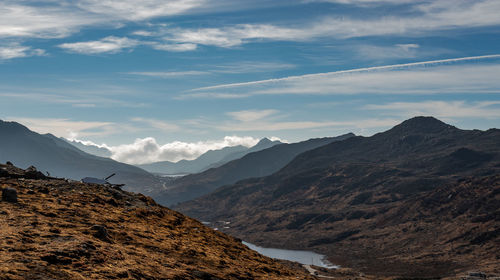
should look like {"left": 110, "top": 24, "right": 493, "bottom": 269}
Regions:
{"left": 0, "top": 120, "right": 162, "bottom": 194}
{"left": 0, "top": 163, "right": 314, "bottom": 280}
{"left": 157, "top": 133, "right": 354, "bottom": 206}
{"left": 138, "top": 138, "right": 281, "bottom": 175}
{"left": 177, "top": 117, "right": 500, "bottom": 278}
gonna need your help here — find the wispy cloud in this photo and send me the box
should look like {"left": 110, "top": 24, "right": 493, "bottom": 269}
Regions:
{"left": 182, "top": 55, "right": 500, "bottom": 98}
{"left": 218, "top": 118, "right": 399, "bottom": 132}
{"left": 6, "top": 117, "right": 116, "bottom": 138}
{"left": 174, "top": 92, "right": 250, "bottom": 100}
{"left": 226, "top": 109, "right": 279, "bottom": 122}
{"left": 357, "top": 44, "right": 420, "bottom": 60}
{"left": 130, "top": 117, "right": 180, "bottom": 132}
{"left": 191, "top": 55, "right": 500, "bottom": 91}
{"left": 157, "top": 1, "right": 500, "bottom": 49}
{"left": 76, "top": 0, "right": 205, "bottom": 21}
{"left": 126, "top": 61, "right": 295, "bottom": 80}
{"left": 303, "top": 0, "right": 420, "bottom": 6}
{"left": 4, "top": 0, "right": 500, "bottom": 50}
{"left": 58, "top": 36, "right": 140, "bottom": 54}
{"left": 0, "top": 1, "right": 208, "bottom": 40}
{"left": 365, "top": 100, "right": 500, "bottom": 119}
{"left": 219, "top": 109, "right": 399, "bottom": 132}
{"left": 0, "top": 2, "right": 103, "bottom": 39}
{"left": 212, "top": 62, "right": 296, "bottom": 73}
{"left": 127, "top": 71, "right": 209, "bottom": 78}
{"left": 0, "top": 43, "right": 45, "bottom": 60}
{"left": 149, "top": 43, "right": 198, "bottom": 52}
{"left": 0, "top": 89, "right": 148, "bottom": 108}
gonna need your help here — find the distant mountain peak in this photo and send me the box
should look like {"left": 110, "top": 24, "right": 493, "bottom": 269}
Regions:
{"left": 0, "top": 119, "right": 30, "bottom": 133}
{"left": 390, "top": 116, "right": 457, "bottom": 134}
{"left": 257, "top": 137, "right": 272, "bottom": 145}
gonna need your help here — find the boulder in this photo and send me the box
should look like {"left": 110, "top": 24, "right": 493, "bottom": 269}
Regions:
{"left": 24, "top": 166, "right": 46, "bottom": 179}
{"left": 2, "top": 188, "right": 18, "bottom": 203}
{"left": 91, "top": 225, "right": 110, "bottom": 241}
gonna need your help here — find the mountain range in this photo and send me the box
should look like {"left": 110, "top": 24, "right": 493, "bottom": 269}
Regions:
{"left": 156, "top": 133, "right": 354, "bottom": 206}
{"left": 0, "top": 120, "right": 162, "bottom": 194}
{"left": 176, "top": 117, "right": 500, "bottom": 278}
{"left": 138, "top": 138, "right": 281, "bottom": 175}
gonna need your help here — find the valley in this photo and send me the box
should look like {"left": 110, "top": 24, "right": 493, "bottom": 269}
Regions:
{"left": 176, "top": 117, "right": 500, "bottom": 278}
{"left": 3, "top": 1, "right": 500, "bottom": 278}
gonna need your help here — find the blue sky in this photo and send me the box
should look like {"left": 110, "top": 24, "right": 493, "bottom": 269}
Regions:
{"left": 1, "top": 0, "right": 500, "bottom": 164}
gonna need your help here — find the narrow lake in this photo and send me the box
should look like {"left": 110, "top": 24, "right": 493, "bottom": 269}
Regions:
{"left": 242, "top": 241, "right": 338, "bottom": 269}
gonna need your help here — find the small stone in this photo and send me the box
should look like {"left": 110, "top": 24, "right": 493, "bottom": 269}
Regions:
{"left": 107, "top": 198, "right": 118, "bottom": 206}
{"left": 192, "top": 270, "right": 221, "bottom": 280}
{"left": 2, "top": 188, "right": 18, "bottom": 203}
{"left": 49, "top": 228, "right": 61, "bottom": 234}
{"left": 91, "top": 225, "right": 110, "bottom": 241}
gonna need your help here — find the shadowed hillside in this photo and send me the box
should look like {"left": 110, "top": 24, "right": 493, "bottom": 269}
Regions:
{"left": 177, "top": 117, "right": 500, "bottom": 278}
{"left": 156, "top": 133, "right": 354, "bottom": 206}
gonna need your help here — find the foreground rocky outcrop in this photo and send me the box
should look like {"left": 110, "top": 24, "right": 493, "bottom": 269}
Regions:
{"left": 0, "top": 164, "right": 314, "bottom": 280}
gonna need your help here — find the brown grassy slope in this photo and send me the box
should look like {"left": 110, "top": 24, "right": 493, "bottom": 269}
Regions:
{"left": 0, "top": 164, "right": 314, "bottom": 280}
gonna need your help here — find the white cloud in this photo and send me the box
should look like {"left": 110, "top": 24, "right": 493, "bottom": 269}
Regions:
{"left": 0, "top": 43, "right": 45, "bottom": 60}
{"left": 165, "top": 24, "right": 308, "bottom": 48}
{"left": 150, "top": 43, "right": 198, "bottom": 52}
{"left": 3, "top": 0, "right": 500, "bottom": 48}
{"left": 128, "top": 71, "right": 208, "bottom": 78}
{"left": 212, "top": 62, "right": 296, "bottom": 73}
{"left": 0, "top": 2, "right": 103, "bottom": 39}
{"left": 6, "top": 117, "right": 115, "bottom": 138}
{"left": 364, "top": 100, "right": 500, "bottom": 119}
{"left": 0, "top": 0, "right": 207, "bottom": 39}
{"left": 226, "top": 109, "right": 279, "bottom": 122}
{"left": 304, "top": 0, "right": 420, "bottom": 6}
{"left": 58, "top": 38, "right": 198, "bottom": 56}
{"left": 128, "top": 61, "right": 293, "bottom": 80}
{"left": 76, "top": 0, "right": 205, "bottom": 21}
{"left": 72, "top": 103, "right": 97, "bottom": 108}
{"left": 58, "top": 36, "right": 140, "bottom": 54}
{"left": 357, "top": 44, "right": 420, "bottom": 60}
{"left": 0, "top": 89, "right": 148, "bottom": 108}
{"left": 159, "top": 1, "right": 500, "bottom": 48}
{"left": 106, "top": 136, "right": 263, "bottom": 164}
{"left": 174, "top": 92, "right": 251, "bottom": 100}
{"left": 191, "top": 55, "right": 500, "bottom": 91}
{"left": 218, "top": 118, "right": 399, "bottom": 132}
{"left": 131, "top": 30, "right": 155, "bottom": 37}
{"left": 220, "top": 108, "right": 399, "bottom": 132}
{"left": 130, "top": 117, "right": 180, "bottom": 132}
{"left": 184, "top": 55, "right": 500, "bottom": 98}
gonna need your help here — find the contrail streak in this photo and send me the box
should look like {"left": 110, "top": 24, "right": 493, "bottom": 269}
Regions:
{"left": 190, "top": 54, "right": 500, "bottom": 91}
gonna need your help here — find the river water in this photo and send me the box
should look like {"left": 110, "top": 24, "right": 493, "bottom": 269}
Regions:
{"left": 242, "top": 241, "right": 338, "bottom": 269}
